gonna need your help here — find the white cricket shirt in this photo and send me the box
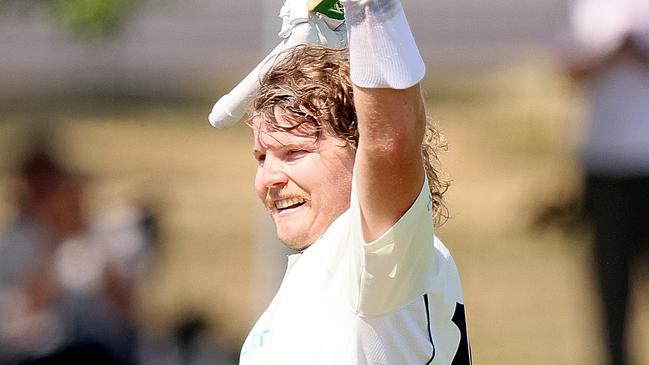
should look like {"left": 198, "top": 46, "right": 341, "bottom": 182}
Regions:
{"left": 240, "top": 177, "right": 471, "bottom": 364}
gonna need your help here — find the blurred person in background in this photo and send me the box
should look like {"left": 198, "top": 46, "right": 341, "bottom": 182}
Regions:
{"left": 561, "top": 1, "right": 649, "bottom": 364}
{"left": 135, "top": 311, "right": 238, "bottom": 365}
{"left": 0, "top": 140, "right": 156, "bottom": 365}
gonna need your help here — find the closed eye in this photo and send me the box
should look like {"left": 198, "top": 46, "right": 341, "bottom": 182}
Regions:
{"left": 286, "top": 149, "right": 310, "bottom": 161}
{"left": 288, "top": 149, "right": 307, "bottom": 157}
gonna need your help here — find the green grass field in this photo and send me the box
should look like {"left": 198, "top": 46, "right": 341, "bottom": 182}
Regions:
{"left": 1, "top": 61, "right": 647, "bottom": 364}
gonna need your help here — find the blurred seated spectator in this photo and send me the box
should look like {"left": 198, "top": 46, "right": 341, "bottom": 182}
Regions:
{"left": 0, "top": 141, "right": 157, "bottom": 365}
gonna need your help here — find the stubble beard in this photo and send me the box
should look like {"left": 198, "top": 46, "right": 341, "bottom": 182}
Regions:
{"left": 263, "top": 187, "right": 313, "bottom": 251}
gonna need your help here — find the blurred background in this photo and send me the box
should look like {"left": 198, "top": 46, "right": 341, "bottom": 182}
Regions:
{"left": 0, "top": 0, "right": 647, "bottom": 364}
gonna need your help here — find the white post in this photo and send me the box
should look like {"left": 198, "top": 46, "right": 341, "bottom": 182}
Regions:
{"left": 250, "top": 0, "right": 290, "bottom": 320}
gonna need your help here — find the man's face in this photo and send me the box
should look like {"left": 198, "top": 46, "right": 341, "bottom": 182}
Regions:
{"left": 252, "top": 108, "right": 355, "bottom": 251}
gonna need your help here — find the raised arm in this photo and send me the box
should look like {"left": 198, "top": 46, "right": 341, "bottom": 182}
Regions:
{"left": 342, "top": 0, "right": 427, "bottom": 241}
{"left": 561, "top": 0, "right": 649, "bottom": 82}
{"left": 564, "top": 34, "right": 649, "bottom": 81}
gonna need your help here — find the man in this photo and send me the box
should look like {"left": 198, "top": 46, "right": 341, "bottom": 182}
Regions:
{"left": 215, "top": 0, "right": 471, "bottom": 363}
{"left": 561, "top": 1, "right": 649, "bottom": 364}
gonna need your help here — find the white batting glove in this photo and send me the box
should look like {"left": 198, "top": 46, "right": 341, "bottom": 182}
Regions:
{"left": 208, "top": 0, "right": 347, "bottom": 128}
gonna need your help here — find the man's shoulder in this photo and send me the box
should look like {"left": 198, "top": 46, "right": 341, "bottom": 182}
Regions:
{"left": 433, "top": 235, "right": 452, "bottom": 260}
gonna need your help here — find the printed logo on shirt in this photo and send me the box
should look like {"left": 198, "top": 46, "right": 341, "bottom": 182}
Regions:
{"left": 240, "top": 328, "right": 273, "bottom": 362}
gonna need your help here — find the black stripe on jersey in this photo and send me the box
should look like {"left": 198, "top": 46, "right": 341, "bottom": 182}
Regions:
{"left": 451, "top": 303, "right": 472, "bottom": 365}
{"left": 423, "top": 294, "right": 435, "bottom": 365}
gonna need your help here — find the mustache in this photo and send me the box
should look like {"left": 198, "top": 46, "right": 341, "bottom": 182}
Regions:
{"left": 264, "top": 188, "right": 311, "bottom": 211}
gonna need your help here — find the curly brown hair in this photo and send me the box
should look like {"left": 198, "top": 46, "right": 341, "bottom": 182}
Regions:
{"left": 250, "top": 45, "right": 449, "bottom": 223}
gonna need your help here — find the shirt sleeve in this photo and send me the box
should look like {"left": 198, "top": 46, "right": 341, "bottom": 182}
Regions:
{"left": 340, "top": 174, "right": 445, "bottom": 316}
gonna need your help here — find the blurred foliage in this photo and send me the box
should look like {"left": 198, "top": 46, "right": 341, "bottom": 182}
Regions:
{"left": 1, "top": 0, "right": 141, "bottom": 39}
{"left": 49, "top": 0, "right": 137, "bottom": 38}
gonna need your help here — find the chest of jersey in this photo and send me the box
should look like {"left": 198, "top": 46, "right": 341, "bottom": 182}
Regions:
{"left": 240, "top": 246, "right": 443, "bottom": 365}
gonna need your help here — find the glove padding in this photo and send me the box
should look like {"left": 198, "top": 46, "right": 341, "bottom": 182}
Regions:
{"left": 341, "top": 0, "right": 425, "bottom": 89}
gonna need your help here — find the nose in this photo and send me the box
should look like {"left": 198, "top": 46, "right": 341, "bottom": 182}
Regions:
{"left": 260, "top": 155, "right": 289, "bottom": 188}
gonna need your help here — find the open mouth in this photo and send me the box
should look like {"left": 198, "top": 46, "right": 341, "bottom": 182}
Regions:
{"left": 275, "top": 197, "right": 306, "bottom": 211}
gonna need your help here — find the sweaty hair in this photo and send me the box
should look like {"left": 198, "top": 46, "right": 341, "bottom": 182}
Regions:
{"left": 250, "top": 45, "right": 449, "bottom": 223}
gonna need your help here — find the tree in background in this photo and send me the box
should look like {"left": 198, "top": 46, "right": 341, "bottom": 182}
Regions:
{"left": 1, "top": 0, "right": 142, "bottom": 39}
